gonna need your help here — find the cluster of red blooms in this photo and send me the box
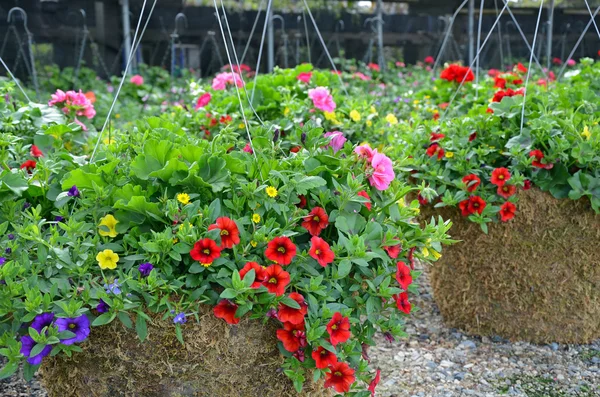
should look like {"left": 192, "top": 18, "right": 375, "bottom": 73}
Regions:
{"left": 19, "top": 145, "right": 44, "bottom": 173}
{"left": 491, "top": 88, "right": 525, "bottom": 103}
{"left": 200, "top": 113, "right": 233, "bottom": 136}
{"left": 459, "top": 168, "right": 517, "bottom": 222}
{"left": 440, "top": 64, "right": 474, "bottom": 83}
{"left": 425, "top": 132, "right": 446, "bottom": 160}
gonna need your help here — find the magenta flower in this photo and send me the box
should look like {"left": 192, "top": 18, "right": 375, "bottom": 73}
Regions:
{"left": 567, "top": 59, "right": 576, "bottom": 67}
{"left": 297, "top": 72, "right": 312, "bottom": 83}
{"left": 194, "top": 93, "right": 212, "bottom": 110}
{"left": 308, "top": 87, "right": 336, "bottom": 113}
{"left": 368, "top": 153, "right": 395, "bottom": 191}
{"left": 354, "top": 144, "right": 377, "bottom": 161}
{"left": 243, "top": 142, "right": 253, "bottom": 154}
{"left": 48, "top": 89, "right": 67, "bottom": 106}
{"left": 324, "top": 131, "right": 347, "bottom": 153}
{"left": 211, "top": 72, "right": 244, "bottom": 90}
{"left": 130, "top": 74, "right": 144, "bottom": 86}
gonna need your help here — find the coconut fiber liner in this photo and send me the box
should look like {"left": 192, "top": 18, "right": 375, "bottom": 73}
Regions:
{"left": 420, "top": 188, "right": 600, "bottom": 344}
{"left": 41, "top": 305, "right": 330, "bottom": 397}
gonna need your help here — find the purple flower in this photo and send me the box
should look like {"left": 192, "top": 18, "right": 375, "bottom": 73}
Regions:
{"left": 138, "top": 262, "right": 154, "bottom": 277}
{"left": 173, "top": 312, "right": 186, "bottom": 324}
{"left": 96, "top": 299, "right": 109, "bottom": 313}
{"left": 55, "top": 216, "right": 64, "bottom": 223}
{"left": 0, "top": 257, "right": 6, "bottom": 266}
{"left": 323, "top": 131, "right": 347, "bottom": 153}
{"left": 266, "top": 308, "right": 278, "bottom": 319}
{"left": 19, "top": 335, "right": 52, "bottom": 365}
{"left": 55, "top": 314, "right": 90, "bottom": 345}
{"left": 23, "top": 202, "right": 31, "bottom": 210}
{"left": 5, "top": 248, "right": 11, "bottom": 254}
{"left": 67, "top": 185, "right": 80, "bottom": 197}
{"left": 7, "top": 234, "right": 14, "bottom": 240}
{"left": 383, "top": 331, "right": 395, "bottom": 343}
{"left": 31, "top": 313, "right": 55, "bottom": 333}
{"left": 104, "top": 279, "right": 121, "bottom": 295}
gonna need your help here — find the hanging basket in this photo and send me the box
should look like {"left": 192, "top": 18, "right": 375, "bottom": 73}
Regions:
{"left": 40, "top": 306, "right": 329, "bottom": 397}
{"left": 420, "top": 188, "right": 600, "bottom": 344}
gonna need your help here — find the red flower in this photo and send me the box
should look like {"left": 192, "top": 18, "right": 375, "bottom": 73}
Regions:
{"left": 278, "top": 292, "right": 308, "bottom": 325}
{"left": 492, "top": 88, "right": 524, "bottom": 103}
{"left": 290, "top": 146, "right": 301, "bottom": 153}
{"left": 523, "top": 179, "right": 532, "bottom": 190}
{"left": 529, "top": 149, "right": 553, "bottom": 169}
{"left": 297, "top": 195, "right": 307, "bottom": 208}
{"left": 309, "top": 236, "right": 335, "bottom": 267}
{"left": 311, "top": 346, "right": 338, "bottom": 369}
{"left": 462, "top": 174, "right": 481, "bottom": 192}
{"left": 469, "top": 132, "right": 477, "bottom": 141}
{"left": 276, "top": 322, "right": 306, "bottom": 352}
{"left": 486, "top": 108, "right": 494, "bottom": 114}
{"left": 265, "top": 236, "right": 297, "bottom": 265}
{"left": 213, "top": 299, "right": 240, "bottom": 324}
{"left": 424, "top": 56, "right": 435, "bottom": 64}
{"left": 30, "top": 145, "right": 44, "bottom": 158}
{"left": 368, "top": 63, "right": 380, "bottom": 72}
{"left": 516, "top": 62, "right": 527, "bottom": 73}
{"left": 494, "top": 77, "right": 507, "bottom": 89}
{"left": 552, "top": 57, "right": 562, "bottom": 65}
{"left": 324, "top": 361, "right": 356, "bottom": 393}
{"left": 357, "top": 190, "right": 372, "bottom": 210}
{"left": 219, "top": 115, "right": 232, "bottom": 124}
{"left": 302, "top": 207, "right": 329, "bottom": 236}
{"left": 433, "top": 112, "right": 440, "bottom": 121}
{"left": 417, "top": 193, "right": 429, "bottom": 206}
{"left": 499, "top": 202, "right": 516, "bottom": 222}
{"left": 396, "top": 261, "right": 412, "bottom": 291}
{"left": 239, "top": 261, "right": 266, "bottom": 288}
{"left": 513, "top": 78, "right": 523, "bottom": 85}
{"left": 468, "top": 195, "right": 486, "bottom": 215}
{"left": 490, "top": 167, "right": 511, "bottom": 187}
{"left": 261, "top": 264, "right": 290, "bottom": 296}
{"left": 326, "top": 312, "right": 351, "bottom": 346}
{"left": 459, "top": 198, "right": 472, "bottom": 216}
{"left": 394, "top": 292, "right": 412, "bottom": 314}
{"left": 208, "top": 217, "right": 240, "bottom": 249}
{"left": 430, "top": 132, "right": 445, "bottom": 142}
{"left": 407, "top": 247, "right": 416, "bottom": 270}
{"left": 367, "top": 369, "right": 381, "bottom": 397}
{"left": 383, "top": 241, "right": 402, "bottom": 259}
{"left": 20, "top": 160, "right": 36, "bottom": 172}
{"left": 426, "top": 143, "right": 445, "bottom": 160}
{"left": 440, "top": 64, "right": 474, "bottom": 83}
{"left": 497, "top": 184, "right": 516, "bottom": 199}
{"left": 190, "top": 238, "right": 221, "bottom": 265}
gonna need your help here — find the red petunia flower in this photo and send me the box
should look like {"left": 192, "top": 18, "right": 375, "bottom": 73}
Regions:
{"left": 309, "top": 236, "right": 335, "bottom": 267}
{"left": 367, "top": 369, "right": 381, "bottom": 397}
{"left": 552, "top": 57, "right": 562, "bottom": 65}
{"left": 213, "top": 299, "right": 240, "bottom": 324}
{"left": 357, "top": 190, "right": 372, "bottom": 210}
{"left": 407, "top": 247, "right": 416, "bottom": 270}
{"left": 208, "top": 217, "right": 240, "bottom": 249}
{"left": 523, "top": 179, "right": 532, "bottom": 190}
{"left": 490, "top": 167, "right": 511, "bottom": 187}
{"left": 469, "top": 132, "right": 478, "bottom": 141}
{"left": 494, "top": 77, "right": 507, "bottom": 89}
{"left": 311, "top": 346, "right": 338, "bottom": 369}
{"left": 383, "top": 240, "right": 402, "bottom": 259}
{"left": 424, "top": 56, "right": 435, "bottom": 64}
{"left": 219, "top": 115, "right": 232, "bottom": 124}
{"left": 529, "top": 149, "right": 553, "bottom": 169}
{"left": 467, "top": 195, "right": 487, "bottom": 215}
{"left": 440, "top": 64, "right": 474, "bottom": 83}
{"left": 30, "top": 145, "right": 44, "bottom": 158}
{"left": 433, "top": 112, "right": 440, "bottom": 121}
{"left": 516, "top": 62, "right": 527, "bottom": 73}
{"left": 324, "top": 361, "right": 356, "bottom": 393}
{"left": 462, "top": 174, "right": 481, "bottom": 192}
{"left": 278, "top": 292, "right": 308, "bottom": 325}
{"left": 417, "top": 193, "right": 429, "bottom": 206}
{"left": 297, "top": 195, "right": 307, "bottom": 208}
{"left": 302, "top": 207, "right": 329, "bottom": 236}
{"left": 396, "top": 261, "right": 412, "bottom": 291}
{"left": 459, "top": 198, "right": 472, "bottom": 216}
{"left": 262, "top": 264, "right": 290, "bottom": 296}
{"left": 276, "top": 322, "right": 306, "bottom": 352}
{"left": 499, "top": 202, "right": 516, "bottom": 222}
{"left": 368, "top": 63, "right": 380, "bottom": 72}
{"left": 265, "top": 236, "right": 297, "bottom": 265}
{"left": 497, "top": 184, "right": 516, "bottom": 199}
{"left": 190, "top": 238, "right": 221, "bottom": 265}
{"left": 239, "top": 261, "right": 266, "bottom": 288}
{"left": 20, "top": 160, "right": 36, "bottom": 172}
{"left": 326, "top": 312, "right": 351, "bottom": 346}
{"left": 426, "top": 143, "right": 445, "bottom": 160}
{"left": 430, "top": 132, "right": 445, "bottom": 142}
{"left": 394, "top": 292, "right": 412, "bottom": 314}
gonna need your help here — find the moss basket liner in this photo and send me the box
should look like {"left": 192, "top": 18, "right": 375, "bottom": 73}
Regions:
{"left": 419, "top": 188, "right": 600, "bottom": 344}
{"left": 41, "top": 306, "right": 330, "bottom": 397}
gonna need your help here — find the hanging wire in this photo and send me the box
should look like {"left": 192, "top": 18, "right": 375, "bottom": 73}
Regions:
{"left": 432, "top": 0, "right": 470, "bottom": 75}
{"left": 301, "top": 10, "right": 312, "bottom": 64}
{"left": 475, "top": 0, "right": 485, "bottom": 100}
{"left": 557, "top": 5, "right": 600, "bottom": 80}
{"left": 493, "top": 0, "right": 505, "bottom": 68}
{"left": 519, "top": 0, "right": 545, "bottom": 134}
{"left": 584, "top": 0, "right": 600, "bottom": 39}
{"left": 212, "top": 0, "right": 257, "bottom": 159}
{"left": 250, "top": 0, "right": 273, "bottom": 103}
{"left": 0, "top": 55, "right": 31, "bottom": 102}
{"left": 240, "top": 0, "right": 266, "bottom": 65}
{"left": 90, "top": 0, "right": 156, "bottom": 163}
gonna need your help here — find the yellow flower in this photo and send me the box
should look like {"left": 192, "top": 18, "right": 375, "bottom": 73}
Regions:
{"left": 397, "top": 199, "right": 406, "bottom": 207}
{"left": 201, "top": 262, "right": 212, "bottom": 268}
{"left": 445, "top": 152, "right": 454, "bottom": 158}
{"left": 238, "top": 123, "right": 245, "bottom": 129}
{"left": 324, "top": 111, "right": 336, "bottom": 121}
{"left": 250, "top": 240, "right": 258, "bottom": 247}
{"left": 96, "top": 249, "right": 119, "bottom": 270}
{"left": 422, "top": 247, "right": 430, "bottom": 258}
{"left": 177, "top": 193, "right": 190, "bottom": 205}
{"left": 252, "top": 213, "right": 261, "bottom": 223}
{"left": 349, "top": 110, "right": 361, "bottom": 122}
{"left": 413, "top": 100, "right": 420, "bottom": 105}
{"left": 582, "top": 126, "right": 591, "bottom": 140}
{"left": 98, "top": 214, "right": 119, "bottom": 238}
{"left": 366, "top": 120, "right": 373, "bottom": 127}
{"left": 385, "top": 113, "right": 398, "bottom": 125}
{"left": 370, "top": 106, "right": 377, "bottom": 115}
{"left": 431, "top": 250, "right": 442, "bottom": 260}
{"left": 173, "top": 238, "right": 179, "bottom": 244}
{"left": 115, "top": 114, "right": 121, "bottom": 119}
{"left": 284, "top": 107, "right": 290, "bottom": 116}
{"left": 103, "top": 137, "right": 115, "bottom": 145}
{"left": 424, "top": 95, "right": 431, "bottom": 99}
{"left": 411, "top": 207, "right": 421, "bottom": 215}
{"left": 433, "top": 86, "right": 438, "bottom": 92}
{"left": 266, "top": 186, "right": 278, "bottom": 198}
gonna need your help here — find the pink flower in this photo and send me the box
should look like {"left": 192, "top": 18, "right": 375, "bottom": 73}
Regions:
{"left": 130, "top": 75, "right": 144, "bottom": 86}
{"left": 195, "top": 93, "right": 212, "bottom": 110}
{"left": 368, "top": 153, "right": 395, "bottom": 191}
{"left": 212, "top": 72, "right": 244, "bottom": 90}
{"left": 354, "top": 72, "right": 371, "bottom": 81}
{"left": 243, "top": 143, "right": 253, "bottom": 154}
{"left": 567, "top": 59, "right": 576, "bottom": 67}
{"left": 49, "top": 90, "right": 95, "bottom": 120}
{"left": 308, "top": 87, "right": 336, "bottom": 113}
{"left": 424, "top": 56, "right": 435, "bottom": 64}
{"left": 324, "top": 131, "right": 346, "bottom": 153}
{"left": 297, "top": 72, "right": 312, "bottom": 83}
{"left": 354, "top": 144, "right": 377, "bottom": 161}
{"left": 48, "top": 89, "right": 67, "bottom": 106}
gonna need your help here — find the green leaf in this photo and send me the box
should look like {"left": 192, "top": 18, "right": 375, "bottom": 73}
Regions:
{"left": 0, "top": 361, "right": 19, "bottom": 380}
{"left": 118, "top": 312, "right": 133, "bottom": 329}
{"left": 135, "top": 313, "right": 148, "bottom": 342}
{"left": 295, "top": 176, "right": 327, "bottom": 195}
{"left": 0, "top": 172, "right": 29, "bottom": 196}
{"left": 92, "top": 312, "right": 116, "bottom": 326}
{"left": 280, "top": 296, "right": 301, "bottom": 309}
{"left": 220, "top": 288, "right": 237, "bottom": 299}
{"left": 337, "top": 260, "right": 352, "bottom": 278}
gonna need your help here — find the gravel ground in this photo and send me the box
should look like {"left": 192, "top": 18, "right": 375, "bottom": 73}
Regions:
{"left": 2, "top": 265, "right": 599, "bottom": 397}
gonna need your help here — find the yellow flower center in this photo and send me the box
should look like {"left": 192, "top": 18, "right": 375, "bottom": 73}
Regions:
{"left": 331, "top": 324, "right": 338, "bottom": 330}
{"left": 315, "top": 249, "right": 321, "bottom": 255}
{"left": 269, "top": 277, "right": 277, "bottom": 284}
{"left": 313, "top": 216, "right": 319, "bottom": 222}
{"left": 221, "top": 230, "right": 229, "bottom": 236}
{"left": 69, "top": 324, "right": 76, "bottom": 329}
{"left": 277, "top": 247, "right": 286, "bottom": 253}
{"left": 203, "top": 249, "right": 210, "bottom": 254}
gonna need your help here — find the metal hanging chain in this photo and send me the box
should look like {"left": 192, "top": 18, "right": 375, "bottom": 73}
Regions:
{"left": 519, "top": 0, "right": 545, "bottom": 134}
{"left": 240, "top": 0, "right": 266, "bottom": 65}
{"left": 301, "top": 0, "right": 349, "bottom": 96}
{"left": 90, "top": 0, "right": 156, "bottom": 163}
{"left": 0, "top": 54, "right": 31, "bottom": 102}
{"left": 432, "top": 0, "right": 469, "bottom": 75}
{"left": 212, "top": 0, "right": 257, "bottom": 159}
{"left": 557, "top": 5, "right": 600, "bottom": 81}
